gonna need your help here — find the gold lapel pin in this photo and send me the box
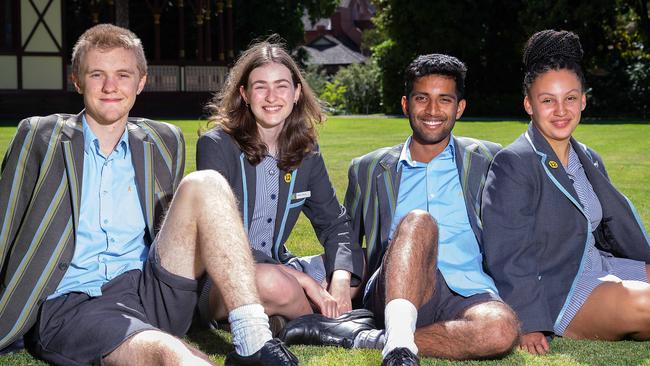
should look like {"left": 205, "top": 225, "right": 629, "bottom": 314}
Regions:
{"left": 548, "top": 160, "right": 559, "bottom": 169}
{"left": 284, "top": 173, "right": 292, "bottom": 183}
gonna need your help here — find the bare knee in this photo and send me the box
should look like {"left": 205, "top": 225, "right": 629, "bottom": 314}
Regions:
{"left": 464, "top": 302, "right": 520, "bottom": 358}
{"left": 391, "top": 210, "right": 438, "bottom": 252}
{"left": 626, "top": 286, "right": 650, "bottom": 331}
{"left": 177, "top": 170, "right": 234, "bottom": 203}
{"left": 257, "top": 265, "right": 304, "bottom": 308}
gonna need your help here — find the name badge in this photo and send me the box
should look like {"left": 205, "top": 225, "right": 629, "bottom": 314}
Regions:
{"left": 293, "top": 191, "right": 311, "bottom": 200}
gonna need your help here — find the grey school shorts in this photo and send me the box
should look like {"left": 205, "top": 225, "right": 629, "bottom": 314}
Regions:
{"left": 363, "top": 266, "right": 501, "bottom": 328}
{"left": 26, "top": 244, "right": 202, "bottom": 366}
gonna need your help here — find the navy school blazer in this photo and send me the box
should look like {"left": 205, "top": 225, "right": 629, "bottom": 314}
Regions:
{"left": 481, "top": 122, "right": 650, "bottom": 335}
{"left": 196, "top": 127, "right": 364, "bottom": 286}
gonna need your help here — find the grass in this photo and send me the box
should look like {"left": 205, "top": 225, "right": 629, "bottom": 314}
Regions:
{"left": 1, "top": 117, "right": 650, "bottom": 365}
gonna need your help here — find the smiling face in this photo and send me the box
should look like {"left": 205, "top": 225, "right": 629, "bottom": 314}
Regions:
{"left": 73, "top": 47, "right": 146, "bottom": 128}
{"left": 240, "top": 62, "right": 301, "bottom": 139}
{"left": 402, "top": 74, "right": 466, "bottom": 162}
{"left": 524, "top": 69, "right": 586, "bottom": 149}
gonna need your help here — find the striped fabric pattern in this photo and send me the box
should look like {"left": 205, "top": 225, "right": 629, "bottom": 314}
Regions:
{"left": 249, "top": 156, "right": 279, "bottom": 256}
{"left": 0, "top": 112, "right": 185, "bottom": 350}
{"left": 555, "top": 146, "right": 647, "bottom": 335}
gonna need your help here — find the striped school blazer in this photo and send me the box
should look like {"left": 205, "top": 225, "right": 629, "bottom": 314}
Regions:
{"left": 344, "top": 136, "right": 501, "bottom": 277}
{"left": 0, "top": 112, "right": 185, "bottom": 349}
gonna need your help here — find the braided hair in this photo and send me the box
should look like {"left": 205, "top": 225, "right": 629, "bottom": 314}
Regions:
{"left": 522, "top": 29, "right": 585, "bottom": 94}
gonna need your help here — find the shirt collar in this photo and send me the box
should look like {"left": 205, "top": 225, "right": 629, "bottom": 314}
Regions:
{"left": 82, "top": 114, "right": 129, "bottom": 159}
{"left": 398, "top": 134, "right": 456, "bottom": 170}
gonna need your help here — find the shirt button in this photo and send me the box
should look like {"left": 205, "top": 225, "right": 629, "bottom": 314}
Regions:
{"left": 110, "top": 238, "right": 116, "bottom": 243}
{"left": 103, "top": 219, "right": 109, "bottom": 224}
{"left": 261, "top": 241, "right": 266, "bottom": 247}
{"left": 268, "top": 169, "right": 276, "bottom": 176}
{"left": 58, "top": 262, "right": 69, "bottom": 270}
{"left": 267, "top": 218, "right": 272, "bottom": 223}
{"left": 271, "top": 194, "right": 276, "bottom": 200}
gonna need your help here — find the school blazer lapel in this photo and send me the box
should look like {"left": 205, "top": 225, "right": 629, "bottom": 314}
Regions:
{"left": 454, "top": 136, "right": 490, "bottom": 236}
{"left": 526, "top": 123, "right": 583, "bottom": 213}
{"left": 128, "top": 123, "right": 156, "bottom": 244}
{"left": 60, "top": 112, "right": 85, "bottom": 234}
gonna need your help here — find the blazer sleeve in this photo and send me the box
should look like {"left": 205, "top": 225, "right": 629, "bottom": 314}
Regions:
{"left": 301, "top": 151, "right": 364, "bottom": 286}
{"left": 343, "top": 158, "right": 365, "bottom": 264}
{"left": 196, "top": 130, "right": 235, "bottom": 181}
{"left": 171, "top": 125, "right": 186, "bottom": 191}
{"left": 0, "top": 119, "right": 40, "bottom": 270}
{"left": 481, "top": 149, "right": 555, "bottom": 334}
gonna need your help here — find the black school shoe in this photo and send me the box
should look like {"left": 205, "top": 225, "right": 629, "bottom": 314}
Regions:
{"left": 381, "top": 347, "right": 420, "bottom": 366}
{"left": 279, "top": 309, "right": 376, "bottom": 348}
{"left": 224, "top": 338, "right": 298, "bottom": 366}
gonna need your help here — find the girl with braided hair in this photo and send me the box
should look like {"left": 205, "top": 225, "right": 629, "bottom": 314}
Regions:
{"left": 481, "top": 29, "right": 650, "bottom": 355}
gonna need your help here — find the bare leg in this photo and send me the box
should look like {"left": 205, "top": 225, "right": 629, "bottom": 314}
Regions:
{"left": 564, "top": 264, "right": 650, "bottom": 341}
{"left": 155, "top": 170, "right": 259, "bottom": 310}
{"left": 414, "top": 301, "right": 519, "bottom": 359}
{"left": 210, "top": 263, "right": 313, "bottom": 320}
{"left": 383, "top": 210, "right": 438, "bottom": 309}
{"left": 106, "top": 171, "right": 265, "bottom": 363}
{"left": 382, "top": 210, "right": 519, "bottom": 359}
{"left": 104, "top": 330, "right": 212, "bottom": 366}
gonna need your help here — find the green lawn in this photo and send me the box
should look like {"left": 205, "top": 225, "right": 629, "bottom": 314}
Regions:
{"left": 1, "top": 117, "right": 650, "bottom": 365}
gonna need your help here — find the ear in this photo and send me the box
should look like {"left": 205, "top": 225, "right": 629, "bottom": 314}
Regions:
{"left": 294, "top": 82, "right": 302, "bottom": 103}
{"left": 523, "top": 95, "right": 533, "bottom": 116}
{"left": 580, "top": 93, "right": 587, "bottom": 111}
{"left": 401, "top": 95, "right": 409, "bottom": 116}
{"left": 239, "top": 85, "right": 248, "bottom": 104}
{"left": 72, "top": 74, "right": 83, "bottom": 94}
{"left": 136, "top": 74, "right": 147, "bottom": 95}
{"left": 456, "top": 99, "right": 466, "bottom": 120}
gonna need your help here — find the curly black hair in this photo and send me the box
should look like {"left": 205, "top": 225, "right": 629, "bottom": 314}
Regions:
{"left": 522, "top": 29, "right": 586, "bottom": 94}
{"left": 404, "top": 54, "right": 467, "bottom": 99}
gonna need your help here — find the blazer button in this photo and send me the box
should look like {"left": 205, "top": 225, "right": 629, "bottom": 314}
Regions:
{"left": 58, "top": 262, "right": 69, "bottom": 271}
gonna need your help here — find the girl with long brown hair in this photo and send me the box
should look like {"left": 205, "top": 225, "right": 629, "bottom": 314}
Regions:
{"left": 196, "top": 38, "right": 365, "bottom": 328}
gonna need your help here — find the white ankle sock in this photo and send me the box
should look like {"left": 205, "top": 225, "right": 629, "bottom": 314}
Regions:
{"left": 382, "top": 298, "right": 418, "bottom": 358}
{"left": 228, "top": 303, "right": 273, "bottom": 356}
{"left": 353, "top": 329, "right": 385, "bottom": 349}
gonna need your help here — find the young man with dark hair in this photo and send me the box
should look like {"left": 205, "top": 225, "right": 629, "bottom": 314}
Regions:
{"left": 281, "top": 54, "right": 520, "bottom": 365}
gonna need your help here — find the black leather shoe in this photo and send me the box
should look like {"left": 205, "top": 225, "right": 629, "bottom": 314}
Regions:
{"left": 279, "top": 309, "right": 375, "bottom": 348}
{"left": 381, "top": 347, "right": 420, "bottom": 366}
{"left": 224, "top": 338, "right": 298, "bottom": 365}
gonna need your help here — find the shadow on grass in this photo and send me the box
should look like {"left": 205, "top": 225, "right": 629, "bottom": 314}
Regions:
{"left": 185, "top": 328, "right": 233, "bottom": 356}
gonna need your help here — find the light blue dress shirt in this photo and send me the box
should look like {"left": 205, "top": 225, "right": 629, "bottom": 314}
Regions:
{"left": 390, "top": 136, "right": 497, "bottom": 297}
{"left": 52, "top": 116, "right": 147, "bottom": 298}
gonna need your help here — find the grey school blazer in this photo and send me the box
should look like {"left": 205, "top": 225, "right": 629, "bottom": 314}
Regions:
{"left": 0, "top": 112, "right": 185, "bottom": 350}
{"left": 481, "top": 122, "right": 650, "bottom": 335}
{"left": 196, "top": 128, "right": 364, "bottom": 285}
{"left": 344, "top": 136, "right": 502, "bottom": 276}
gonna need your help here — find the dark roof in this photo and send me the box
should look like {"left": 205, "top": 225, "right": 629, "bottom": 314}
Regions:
{"left": 301, "top": 35, "right": 366, "bottom": 66}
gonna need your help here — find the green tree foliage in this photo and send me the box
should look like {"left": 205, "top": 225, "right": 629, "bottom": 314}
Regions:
{"left": 308, "top": 62, "right": 382, "bottom": 114}
{"left": 369, "top": 0, "right": 649, "bottom": 118}
{"left": 233, "top": 0, "right": 340, "bottom": 52}
{"left": 320, "top": 79, "right": 348, "bottom": 114}
{"left": 334, "top": 62, "right": 382, "bottom": 114}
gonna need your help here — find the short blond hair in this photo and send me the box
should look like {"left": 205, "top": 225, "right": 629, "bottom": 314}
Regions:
{"left": 71, "top": 23, "right": 147, "bottom": 78}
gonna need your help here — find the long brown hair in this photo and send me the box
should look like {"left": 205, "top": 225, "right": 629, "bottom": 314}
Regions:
{"left": 206, "top": 36, "right": 324, "bottom": 171}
